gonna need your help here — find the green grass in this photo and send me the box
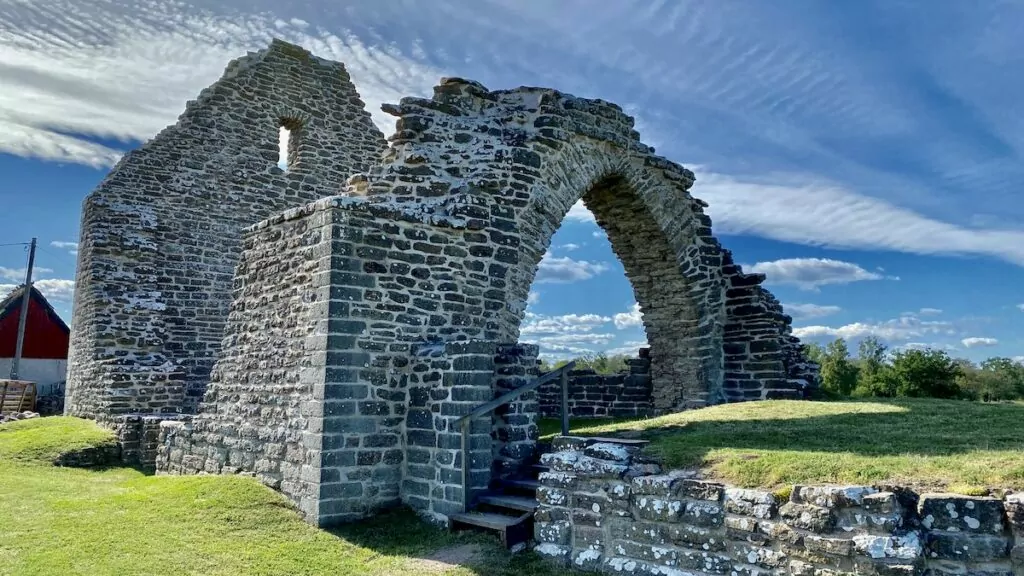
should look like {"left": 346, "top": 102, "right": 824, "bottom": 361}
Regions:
{"left": 0, "top": 418, "right": 576, "bottom": 576}
{"left": 544, "top": 398, "right": 1024, "bottom": 492}
{"left": 0, "top": 416, "right": 116, "bottom": 463}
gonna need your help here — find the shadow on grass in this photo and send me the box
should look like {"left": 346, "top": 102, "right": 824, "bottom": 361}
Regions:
{"left": 330, "top": 507, "right": 584, "bottom": 576}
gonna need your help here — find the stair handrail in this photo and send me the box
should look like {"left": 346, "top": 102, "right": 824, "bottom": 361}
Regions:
{"left": 454, "top": 360, "right": 576, "bottom": 511}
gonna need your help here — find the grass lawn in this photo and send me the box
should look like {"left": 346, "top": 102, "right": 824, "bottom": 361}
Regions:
{"left": 0, "top": 418, "right": 576, "bottom": 576}
{"left": 543, "top": 398, "right": 1024, "bottom": 493}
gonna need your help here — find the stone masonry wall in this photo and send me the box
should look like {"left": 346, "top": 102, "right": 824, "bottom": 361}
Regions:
{"left": 70, "top": 39, "right": 820, "bottom": 426}
{"left": 539, "top": 350, "right": 653, "bottom": 420}
{"left": 492, "top": 343, "right": 542, "bottom": 478}
{"left": 156, "top": 204, "right": 339, "bottom": 521}
{"left": 66, "top": 39, "right": 386, "bottom": 419}
{"left": 535, "top": 437, "right": 1022, "bottom": 575}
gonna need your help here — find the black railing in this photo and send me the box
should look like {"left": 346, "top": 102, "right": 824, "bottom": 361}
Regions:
{"left": 454, "top": 361, "right": 576, "bottom": 512}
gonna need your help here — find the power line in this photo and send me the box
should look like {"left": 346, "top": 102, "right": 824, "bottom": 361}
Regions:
{"left": 0, "top": 242, "right": 31, "bottom": 248}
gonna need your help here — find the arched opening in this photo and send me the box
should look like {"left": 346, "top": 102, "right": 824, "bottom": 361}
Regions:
{"left": 508, "top": 167, "right": 722, "bottom": 425}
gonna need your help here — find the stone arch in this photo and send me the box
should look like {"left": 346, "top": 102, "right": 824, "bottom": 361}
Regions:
{"left": 367, "top": 80, "right": 727, "bottom": 412}
{"left": 509, "top": 146, "right": 726, "bottom": 412}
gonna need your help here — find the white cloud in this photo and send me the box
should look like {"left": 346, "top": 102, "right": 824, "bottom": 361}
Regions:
{"left": 961, "top": 337, "right": 999, "bottom": 348}
{"left": 526, "top": 291, "right": 540, "bottom": 307}
{"left": 1014, "top": 356, "right": 1024, "bottom": 364}
{"left": 745, "top": 258, "right": 890, "bottom": 291}
{"left": 521, "top": 313, "right": 611, "bottom": 335}
{"left": 1017, "top": 304, "right": 1024, "bottom": 312}
{"left": 535, "top": 254, "right": 609, "bottom": 284}
{"left": 603, "top": 340, "right": 649, "bottom": 357}
{"left": 613, "top": 303, "right": 643, "bottom": 329}
{"left": 898, "top": 342, "right": 959, "bottom": 352}
{"left": 917, "top": 308, "right": 943, "bottom": 316}
{"left": 565, "top": 200, "right": 596, "bottom": 223}
{"left": 558, "top": 243, "right": 581, "bottom": 251}
{"left": 50, "top": 241, "right": 79, "bottom": 256}
{"left": 0, "top": 279, "right": 75, "bottom": 304}
{"left": 698, "top": 171, "right": 1024, "bottom": 266}
{"left": 0, "top": 266, "right": 54, "bottom": 282}
{"left": 794, "top": 313, "right": 954, "bottom": 342}
{"left": 784, "top": 303, "right": 842, "bottom": 320}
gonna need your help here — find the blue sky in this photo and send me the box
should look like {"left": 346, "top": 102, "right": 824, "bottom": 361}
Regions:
{"left": 1, "top": 0, "right": 1022, "bottom": 363}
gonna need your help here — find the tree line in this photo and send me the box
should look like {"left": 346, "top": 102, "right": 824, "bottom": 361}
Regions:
{"left": 538, "top": 352, "right": 632, "bottom": 375}
{"left": 804, "top": 337, "right": 1024, "bottom": 401}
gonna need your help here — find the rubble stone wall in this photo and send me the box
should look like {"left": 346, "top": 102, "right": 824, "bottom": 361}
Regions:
{"left": 535, "top": 437, "right": 1023, "bottom": 576}
{"left": 539, "top": 352, "right": 653, "bottom": 420}
{"left": 65, "top": 39, "right": 386, "bottom": 419}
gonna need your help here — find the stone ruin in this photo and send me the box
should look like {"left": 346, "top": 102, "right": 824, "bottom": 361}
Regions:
{"left": 65, "top": 39, "right": 819, "bottom": 526}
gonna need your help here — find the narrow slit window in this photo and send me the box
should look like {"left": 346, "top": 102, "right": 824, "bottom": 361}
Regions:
{"left": 277, "top": 125, "right": 291, "bottom": 171}
{"left": 277, "top": 118, "right": 302, "bottom": 171}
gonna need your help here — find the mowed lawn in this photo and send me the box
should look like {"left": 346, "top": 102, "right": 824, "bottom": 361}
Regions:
{"left": 543, "top": 398, "right": 1024, "bottom": 493}
{"left": 0, "top": 418, "right": 576, "bottom": 576}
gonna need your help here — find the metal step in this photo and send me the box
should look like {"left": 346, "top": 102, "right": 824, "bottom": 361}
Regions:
{"left": 477, "top": 493, "right": 539, "bottom": 513}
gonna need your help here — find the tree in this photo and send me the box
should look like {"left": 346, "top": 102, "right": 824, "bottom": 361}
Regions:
{"left": 958, "top": 357, "right": 1024, "bottom": 401}
{"left": 876, "top": 349, "right": 962, "bottom": 399}
{"left": 819, "top": 338, "right": 859, "bottom": 396}
{"left": 855, "top": 337, "right": 888, "bottom": 395}
{"left": 802, "top": 342, "right": 825, "bottom": 365}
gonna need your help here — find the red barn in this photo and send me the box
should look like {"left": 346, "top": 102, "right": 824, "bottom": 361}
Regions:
{"left": 0, "top": 285, "right": 70, "bottom": 391}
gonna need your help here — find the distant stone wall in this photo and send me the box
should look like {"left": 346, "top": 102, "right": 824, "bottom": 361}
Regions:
{"left": 535, "top": 437, "right": 1023, "bottom": 575}
{"left": 539, "top": 351, "right": 653, "bottom": 420}
{"left": 65, "top": 39, "right": 386, "bottom": 419}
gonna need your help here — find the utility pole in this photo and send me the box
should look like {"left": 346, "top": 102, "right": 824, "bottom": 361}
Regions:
{"left": 10, "top": 238, "right": 37, "bottom": 381}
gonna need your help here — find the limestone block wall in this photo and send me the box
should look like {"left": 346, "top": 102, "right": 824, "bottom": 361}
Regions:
{"left": 156, "top": 204, "right": 339, "bottom": 521}
{"left": 721, "top": 249, "right": 818, "bottom": 402}
{"left": 66, "top": 39, "right": 386, "bottom": 419}
{"left": 492, "top": 343, "right": 542, "bottom": 477}
{"left": 535, "top": 438, "right": 1022, "bottom": 575}
{"left": 539, "top": 351, "right": 653, "bottom": 420}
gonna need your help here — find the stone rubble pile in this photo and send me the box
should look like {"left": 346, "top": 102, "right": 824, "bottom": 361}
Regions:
{"left": 0, "top": 411, "right": 39, "bottom": 424}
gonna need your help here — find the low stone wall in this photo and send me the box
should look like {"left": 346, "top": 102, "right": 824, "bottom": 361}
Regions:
{"left": 535, "top": 437, "right": 1023, "bottom": 575}
{"left": 539, "top": 352, "right": 653, "bottom": 420}
{"left": 110, "top": 414, "right": 189, "bottom": 469}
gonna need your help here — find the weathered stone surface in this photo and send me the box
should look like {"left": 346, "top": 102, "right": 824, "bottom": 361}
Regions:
{"left": 534, "top": 445, "right": 1020, "bottom": 576}
{"left": 918, "top": 494, "right": 1006, "bottom": 535}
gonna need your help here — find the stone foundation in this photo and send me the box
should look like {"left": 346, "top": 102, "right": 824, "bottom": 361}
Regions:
{"left": 535, "top": 437, "right": 1023, "bottom": 575}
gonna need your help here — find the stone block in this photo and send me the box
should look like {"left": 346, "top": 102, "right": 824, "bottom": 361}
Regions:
{"left": 925, "top": 532, "right": 1011, "bottom": 563}
{"left": 919, "top": 494, "right": 1006, "bottom": 535}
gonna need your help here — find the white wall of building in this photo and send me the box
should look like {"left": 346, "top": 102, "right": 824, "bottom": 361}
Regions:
{"left": 0, "top": 358, "right": 67, "bottom": 395}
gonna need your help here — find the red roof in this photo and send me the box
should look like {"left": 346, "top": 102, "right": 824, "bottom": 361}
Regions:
{"left": 0, "top": 285, "right": 70, "bottom": 360}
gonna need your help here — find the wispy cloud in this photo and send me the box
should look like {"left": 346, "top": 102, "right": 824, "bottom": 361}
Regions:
{"left": 521, "top": 312, "right": 610, "bottom": 335}
{"left": 0, "top": 1, "right": 444, "bottom": 165}
{"left": 699, "top": 171, "right": 1024, "bottom": 266}
{"left": 535, "top": 254, "right": 609, "bottom": 284}
{"left": 917, "top": 308, "right": 943, "bottom": 316}
{"left": 0, "top": 266, "right": 54, "bottom": 282}
{"left": 1017, "top": 304, "right": 1024, "bottom": 312}
{"left": 745, "top": 258, "right": 893, "bottom": 291}
{"left": 794, "top": 311, "right": 955, "bottom": 343}
{"left": 961, "top": 336, "right": 999, "bottom": 348}
{"left": 784, "top": 303, "right": 842, "bottom": 321}
{"left": 50, "top": 241, "right": 79, "bottom": 256}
